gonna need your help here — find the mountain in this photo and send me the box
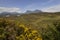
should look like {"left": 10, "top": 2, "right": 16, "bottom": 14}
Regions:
{"left": 0, "top": 12, "right": 21, "bottom": 17}
{"left": 25, "top": 10, "right": 42, "bottom": 13}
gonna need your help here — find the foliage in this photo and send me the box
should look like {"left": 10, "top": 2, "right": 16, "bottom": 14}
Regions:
{"left": 0, "top": 13, "right": 60, "bottom": 40}
{"left": 0, "top": 19, "right": 42, "bottom": 40}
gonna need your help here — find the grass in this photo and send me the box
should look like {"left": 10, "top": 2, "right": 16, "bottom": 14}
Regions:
{"left": 0, "top": 12, "right": 60, "bottom": 40}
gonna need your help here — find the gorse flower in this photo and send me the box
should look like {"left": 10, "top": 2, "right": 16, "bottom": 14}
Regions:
{"left": 0, "top": 19, "right": 42, "bottom": 40}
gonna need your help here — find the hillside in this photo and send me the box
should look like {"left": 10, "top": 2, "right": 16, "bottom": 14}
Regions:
{"left": 0, "top": 12, "right": 60, "bottom": 40}
{"left": 16, "top": 12, "right": 60, "bottom": 40}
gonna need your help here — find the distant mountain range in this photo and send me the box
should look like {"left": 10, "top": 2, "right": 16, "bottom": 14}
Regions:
{"left": 25, "top": 10, "right": 42, "bottom": 13}
{"left": 0, "top": 12, "right": 21, "bottom": 17}
{"left": 0, "top": 10, "right": 60, "bottom": 17}
{"left": 0, "top": 10, "right": 43, "bottom": 17}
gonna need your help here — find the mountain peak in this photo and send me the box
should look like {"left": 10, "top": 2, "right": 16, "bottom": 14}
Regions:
{"left": 25, "top": 9, "right": 42, "bottom": 13}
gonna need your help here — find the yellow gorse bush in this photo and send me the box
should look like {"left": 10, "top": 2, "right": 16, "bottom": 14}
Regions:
{"left": 0, "top": 19, "right": 42, "bottom": 40}
{"left": 16, "top": 24, "right": 42, "bottom": 40}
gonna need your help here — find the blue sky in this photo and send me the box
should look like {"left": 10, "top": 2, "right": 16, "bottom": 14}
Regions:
{"left": 0, "top": 0, "right": 60, "bottom": 13}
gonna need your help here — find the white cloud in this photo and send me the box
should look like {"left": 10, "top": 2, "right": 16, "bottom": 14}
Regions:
{"left": 41, "top": 4, "right": 60, "bottom": 12}
{"left": 0, "top": 7, "right": 21, "bottom": 13}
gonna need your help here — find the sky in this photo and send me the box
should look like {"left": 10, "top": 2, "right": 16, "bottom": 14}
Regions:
{"left": 0, "top": 0, "right": 60, "bottom": 13}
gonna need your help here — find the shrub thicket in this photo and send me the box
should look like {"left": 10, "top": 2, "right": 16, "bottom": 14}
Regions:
{"left": 0, "top": 19, "right": 42, "bottom": 40}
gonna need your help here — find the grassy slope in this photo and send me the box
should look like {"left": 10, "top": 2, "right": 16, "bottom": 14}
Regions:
{"left": 17, "top": 13, "right": 60, "bottom": 40}
{"left": 1, "top": 12, "right": 60, "bottom": 40}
